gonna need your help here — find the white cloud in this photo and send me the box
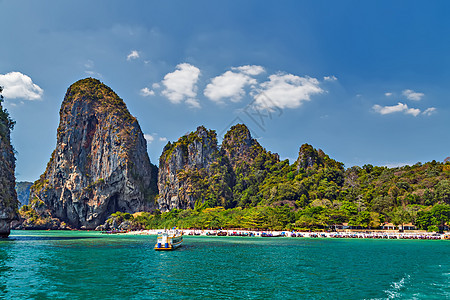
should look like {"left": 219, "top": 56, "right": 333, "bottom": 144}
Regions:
{"left": 385, "top": 92, "right": 393, "bottom": 97}
{"left": 127, "top": 50, "right": 140, "bottom": 61}
{"left": 402, "top": 89, "right": 424, "bottom": 101}
{"left": 324, "top": 75, "right": 338, "bottom": 82}
{"left": 372, "top": 102, "right": 421, "bottom": 117}
{"left": 161, "top": 63, "right": 201, "bottom": 105}
{"left": 384, "top": 162, "right": 411, "bottom": 168}
{"left": 253, "top": 73, "right": 323, "bottom": 109}
{"left": 232, "top": 65, "right": 265, "bottom": 76}
{"left": 84, "top": 70, "right": 103, "bottom": 79}
{"left": 423, "top": 107, "right": 436, "bottom": 116}
{"left": 140, "top": 87, "right": 155, "bottom": 97}
{"left": 152, "top": 82, "right": 160, "bottom": 89}
{"left": 405, "top": 107, "right": 421, "bottom": 117}
{"left": 0, "top": 72, "right": 43, "bottom": 100}
{"left": 204, "top": 71, "right": 257, "bottom": 103}
{"left": 185, "top": 98, "right": 201, "bottom": 109}
{"left": 204, "top": 65, "right": 265, "bottom": 103}
{"left": 159, "top": 137, "right": 168, "bottom": 142}
{"left": 144, "top": 134, "right": 154, "bottom": 143}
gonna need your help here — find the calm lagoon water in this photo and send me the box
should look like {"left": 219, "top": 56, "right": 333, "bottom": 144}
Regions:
{"left": 0, "top": 230, "right": 448, "bottom": 299}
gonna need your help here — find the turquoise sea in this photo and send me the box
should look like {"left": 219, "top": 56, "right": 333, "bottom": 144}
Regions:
{"left": 0, "top": 231, "right": 448, "bottom": 299}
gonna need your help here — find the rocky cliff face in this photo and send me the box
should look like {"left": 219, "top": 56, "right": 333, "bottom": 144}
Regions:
{"left": 29, "top": 78, "right": 157, "bottom": 229}
{"left": 296, "top": 143, "right": 344, "bottom": 171}
{"left": 157, "top": 126, "right": 229, "bottom": 211}
{"left": 157, "top": 124, "right": 280, "bottom": 210}
{"left": 221, "top": 124, "right": 280, "bottom": 207}
{"left": 221, "top": 124, "right": 264, "bottom": 171}
{"left": 0, "top": 90, "right": 19, "bottom": 237}
{"left": 16, "top": 181, "right": 32, "bottom": 207}
{"left": 297, "top": 144, "right": 324, "bottom": 170}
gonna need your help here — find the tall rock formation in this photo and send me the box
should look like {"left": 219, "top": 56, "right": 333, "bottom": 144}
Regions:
{"left": 221, "top": 124, "right": 280, "bottom": 207}
{"left": 157, "top": 124, "right": 279, "bottom": 210}
{"left": 221, "top": 124, "right": 278, "bottom": 172}
{"left": 0, "top": 89, "right": 19, "bottom": 237}
{"left": 29, "top": 78, "right": 157, "bottom": 229}
{"left": 157, "top": 126, "right": 233, "bottom": 211}
{"left": 297, "top": 144, "right": 324, "bottom": 170}
{"left": 296, "top": 143, "right": 344, "bottom": 171}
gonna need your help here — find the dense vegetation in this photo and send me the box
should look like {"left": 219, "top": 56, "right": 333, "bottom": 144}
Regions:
{"left": 113, "top": 125, "right": 450, "bottom": 232}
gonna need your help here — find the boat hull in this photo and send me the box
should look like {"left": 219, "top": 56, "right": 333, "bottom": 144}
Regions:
{"left": 154, "top": 233, "right": 183, "bottom": 251}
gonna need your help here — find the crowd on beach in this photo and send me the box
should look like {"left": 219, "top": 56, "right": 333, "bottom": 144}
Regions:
{"left": 125, "top": 229, "right": 449, "bottom": 240}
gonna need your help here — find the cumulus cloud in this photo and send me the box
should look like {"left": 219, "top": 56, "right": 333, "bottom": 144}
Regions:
{"left": 385, "top": 92, "right": 393, "bottom": 97}
{"left": 144, "top": 134, "right": 154, "bottom": 143}
{"left": 140, "top": 87, "right": 155, "bottom": 97}
{"left": 204, "top": 71, "right": 257, "bottom": 103}
{"left": 232, "top": 65, "right": 265, "bottom": 76}
{"left": 204, "top": 65, "right": 264, "bottom": 103}
{"left": 253, "top": 73, "right": 323, "bottom": 109}
{"left": 0, "top": 72, "right": 43, "bottom": 100}
{"left": 185, "top": 98, "right": 201, "bottom": 109}
{"left": 423, "top": 107, "right": 436, "bottom": 116}
{"left": 405, "top": 107, "right": 421, "bottom": 117}
{"left": 161, "top": 63, "right": 201, "bottom": 105}
{"left": 127, "top": 50, "right": 140, "bottom": 61}
{"left": 372, "top": 102, "right": 421, "bottom": 117}
{"left": 324, "top": 75, "right": 338, "bottom": 82}
{"left": 402, "top": 89, "right": 424, "bottom": 101}
{"left": 159, "top": 137, "right": 168, "bottom": 142}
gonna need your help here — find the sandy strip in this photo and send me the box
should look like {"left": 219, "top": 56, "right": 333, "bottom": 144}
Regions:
{"left": 123, "top": 229, "right": 448, "bottom": 239}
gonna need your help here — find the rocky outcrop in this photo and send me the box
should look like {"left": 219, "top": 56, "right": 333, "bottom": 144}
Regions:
{"left": 16, "top": 181, "right": 32, "bottom": 207}
{"left": 0, "top": 90, "right": 19, "bottom": 237}
{"left": 297, "top": 144, "right": 324, "bottom": 170}
{"left": 29, "top": 78, "right": 157, "bottom": 229}
{"left": 157, "top": 124, "right": 280, "bottom": 211}
{"left": 221, "top": 124, "right": 279, "bottom": 172}
{"left": 296, "top": 143, "right": 344, "bottom": 171}
{"left": 221, "top": 124, "right": 280, "bottom": 207}
{"left": 157, "top": 126, "right": 228, "bottom": 211}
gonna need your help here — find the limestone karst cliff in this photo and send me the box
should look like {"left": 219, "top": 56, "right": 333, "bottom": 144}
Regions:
{"left": 221, "top": 124, "right": 266, "bottom": 171}
{"left": 16, "top": 181, "right": 32, "bottom": 207}
{"left": 157, "top": 126, "right": 233, "bottom": 211}
{"left": 221, "top": 124, "right": 280, "bottom": 207}
{"left": 157, "top": 124, "right": 280, "bottom": 210}
{"left": 29, "top": 78, "right": 157, "bottom": 229}
{"left": 0, "top": 88, "right": 19, "bottom": 237}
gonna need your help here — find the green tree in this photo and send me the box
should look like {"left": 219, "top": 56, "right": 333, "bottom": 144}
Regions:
{"left": 415, "top": 210, "right": 434, "bottom": 230}
{"left": 389, "top": 207, "right": 411, "bottom": 231}
{"left": 434, "top": 180, "right": 450, "bottom": 204}
{"left": 431, "top": 204, "right": 450, "bottom": 233}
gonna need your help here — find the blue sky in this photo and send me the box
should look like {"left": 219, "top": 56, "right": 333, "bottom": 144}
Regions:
{"left": 1, "top": 0, "right": 450, "bottom": 182}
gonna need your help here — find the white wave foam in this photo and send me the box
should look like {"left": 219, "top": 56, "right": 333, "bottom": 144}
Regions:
{"left": 384, "top": 274, "right": 410, "bottom": 299}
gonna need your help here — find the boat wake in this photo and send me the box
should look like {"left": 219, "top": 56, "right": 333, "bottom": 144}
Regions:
{"left": 384, "top": 274, "right": 410, "bottom": 299}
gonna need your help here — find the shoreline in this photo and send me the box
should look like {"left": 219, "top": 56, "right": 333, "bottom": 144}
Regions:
{"left": 123, "top": 229, "right": 449, "bottom": 240}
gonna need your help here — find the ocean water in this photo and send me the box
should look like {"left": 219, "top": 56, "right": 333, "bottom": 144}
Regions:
{"left": 0, "top": 231, "right": 448, "bottom": 299}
